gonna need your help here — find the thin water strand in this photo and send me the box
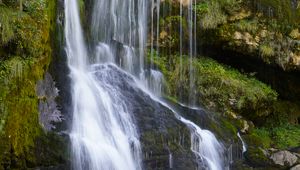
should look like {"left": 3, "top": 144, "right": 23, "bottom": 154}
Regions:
{"left": 237, "top": 132, "right": 247, "bottom": 153}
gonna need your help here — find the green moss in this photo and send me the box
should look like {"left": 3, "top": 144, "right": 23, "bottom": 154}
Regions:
{"left": 245, "top": 128, "right": 272, "bottom": 148}
{"left": 0, "top": 0, "right": 54, "bottom": 59}
{"left": 158, "top": 15, "right": 188, "bottom": 49}
{"left": 209, "top": 117, "right": 239, "bottom": 141}
{"left": 234, "top": 19, "right": 259, "bottom": 34}
{"left": 221, "top": 119, "right": 238, "bottom": 134}
{"left": 259, "top": 43, "right": 276, "bottom": 64}
{"left": 150, "top": 52, "right": 278, "bottom": 121}
{"left": 245, "top": 146, "right": 270, "bottom": 167}
{"left": 253, "top": 0, "right": 300, "bottom": 25}
{"left": 0, "top": 0, "right": 59, "bottom": 168}
{"left": 200, "top": 1, "right": 227, "bottom": 29}
{"left": 271, "top": 125, "right": 300, "bottom": 149}
{"left": 0, "top": 56, "right": 50, "bottom": 167}
{"left": 245, "top": 125, "right": 300, "bottom": 150}
{"left": 0, "top": 6, "right": 15, "bottom": 45}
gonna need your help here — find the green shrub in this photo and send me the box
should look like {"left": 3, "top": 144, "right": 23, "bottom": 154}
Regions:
{"left": 259, "top": 44, "right": 275, "bottom": 58}
{"left": 201, "top": 1, "right": 227, "bottom": 29}
{"left": 271, "top": 125, "right": 300, "bottom": 149}
{"left": 234, "top": 20, "right": 259, "bottom": 34}
{"left": 248, "top": 128, "right": 272, "bottom": 148}
{"left": 246, "top": 125, "right": 300, "bottom": 149}
{"left": 0, "top": 7, "right": 15, "bottom": 45}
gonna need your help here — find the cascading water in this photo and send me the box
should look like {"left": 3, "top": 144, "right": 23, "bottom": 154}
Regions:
{"left": 91, "top": 0, "right": 147, "bottom": 75}
{"left": 237, "top": 132, "right": 247, "bottom": 153}
{"left": 180, "top": 118, "right": 225, "bottom": 170}
{"left": 94, "top": 43, "right": 114, "bottom": 63}
{"left": 65, "top": 0, "right": 142, "bottom": 169}
{"left": 65, "top": 0, "right": 227, "bottom": 169}
{"left": 135, "top": 85, "right": 227, "bottom": 170}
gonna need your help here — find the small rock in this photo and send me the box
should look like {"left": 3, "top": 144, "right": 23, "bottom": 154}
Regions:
{"left": 159, "top": 31, "right": 168, "bottom": 39}
{"left": 176, "top": 0, "right": 191, "bottom": 6}
{"left": 269, "top": 148, "right": 279, "bottom": 153}
{"left": 290, "top": 164, "right": 300, "bottom": 170}
{"left": 228, "top": 9, "right": 251, "bottom": 21}
{"left": 234, "top": 31, "right": 243, "bottom": 40}
{"left": 270, "top": 151, "right": 298, "bottom": 167}
{"left": 290, "top": 29, "right": 300, "bottom": 40}
{"left": 240, "top": 120, "right": 249, "bottom": 133}
{"left": 260, "top": 29, "right": 268, "bottom": 38}
{"left": 226, "top": 110, "right": 238, "bottom": 119}
{"left": 289, "top": 146, "right": 300, "bottom": 154}
{"left": 291, "top": 53, "right": 300, "bottom": 66}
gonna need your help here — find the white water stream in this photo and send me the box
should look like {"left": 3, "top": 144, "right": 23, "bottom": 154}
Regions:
{"left": 65, "top": 0, "right": 142, "bottom": 169}
{"left": 64, "top": 0, "right": 226, "bottom": 169}
{"left": 237, "top": 132, "right": 247, "bottom": 153}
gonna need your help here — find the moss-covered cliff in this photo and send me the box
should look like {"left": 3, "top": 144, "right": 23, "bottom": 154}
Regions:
{"left": 0, "top": 0, "right": 67, "bottom": 169}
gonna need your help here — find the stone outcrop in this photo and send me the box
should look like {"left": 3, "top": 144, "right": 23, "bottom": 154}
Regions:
{"left": 270, "top": 151, "right": 298, "bottom": 167}
{"left": 245, "top": 147, "right": 300, "bottom": 169}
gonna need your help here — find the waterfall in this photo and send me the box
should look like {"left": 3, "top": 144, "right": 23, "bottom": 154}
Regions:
{"left": 91, "top": 0, "right": 147, "bottom": 76}
{"left": 180, "top": 118, "right": 225, "bottom": 170}
{"left": 65, "top": 0, "right": 142, "bottom": 169}
{"left": 64, "top": 0, "right": 227, "bottom": 169}
{"left": 149, "top": 69, "right": 163, "bottom": 96}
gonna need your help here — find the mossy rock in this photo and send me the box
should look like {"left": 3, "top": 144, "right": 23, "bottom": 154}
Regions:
{"left": 245, "top": 146, "right": 271, "bottom": 167}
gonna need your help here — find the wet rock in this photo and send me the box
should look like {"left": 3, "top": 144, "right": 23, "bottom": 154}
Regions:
{"left": 289, "top": 146, "right": 300, "bottom": 154}
{"left": 270, "top": 151, "right": 298, "bottom": 167}
{"left": 269, "top": 148, "right": 279, "bottom": 153}
{"left": 92, "top": 64, "right": 198, "bottom": 169}
{"left": 240, "top": 120, "right": 250, "bottom": 133}
{"left": 37, "top": 72, "right": 63, "bottom": 131}
{"left": 245, "top": 146, "right": 271, "bottom": 167}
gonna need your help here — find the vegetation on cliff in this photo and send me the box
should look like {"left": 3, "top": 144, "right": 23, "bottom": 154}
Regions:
{"left": 150, "top": 52, "right": 277, "bottom": 120}
{"left": 156, "top": 0, "right": 300, "bottom": 149}
{"left": 158, "top": 0, "right": 300, "bottom": 70}
{"left": 0, "top": 0, "right": 67, "bottom": 169}
{"left": 149, "top": 51, "right": 300, "bottom": 152}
